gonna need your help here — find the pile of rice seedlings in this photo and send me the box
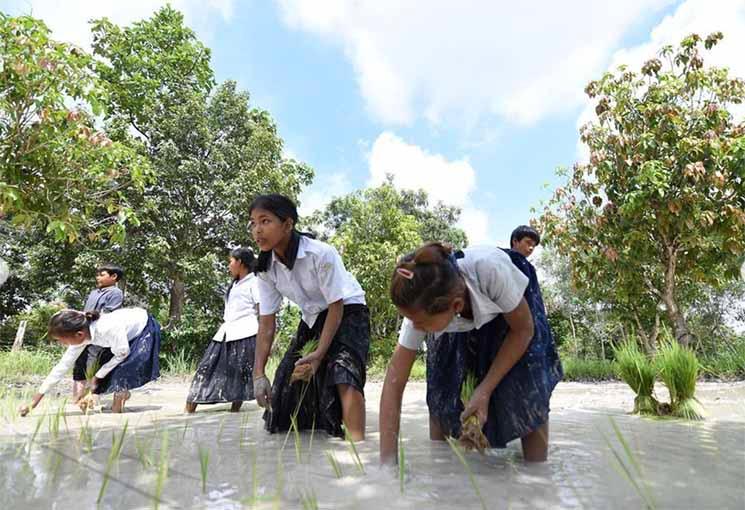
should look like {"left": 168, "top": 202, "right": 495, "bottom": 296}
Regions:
{"left": 613, "top": 338, "right": 659, "bottom": 415}
{"left": 657, "top": 339, "right": 706, "bottom": 420}
{"left": 459, "top": 372, "right": 489, "bottom": 452}
{"left": 291, "top": 339, "right": 319, "bottom": 383}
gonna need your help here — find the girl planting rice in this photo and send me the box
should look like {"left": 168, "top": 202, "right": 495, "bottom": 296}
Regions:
{"left": 379, "top": 242, "right": 562, "bottom": 463}
{"left": 185, "top": 247, "right": 260, "bottom": 413}
{"left": 249, "top": 194, "right": 370, "bottom": 440}
{"left": 19, "top": 307, "right": 161, "bottom": 416}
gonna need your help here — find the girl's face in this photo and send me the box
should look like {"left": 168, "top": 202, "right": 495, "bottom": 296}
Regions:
{"left": 54, "top": 330, "right": 88, "bottom": 346}
{"left": 399, "top": 297, "right": 465, "bottom": 333}
{"left": 228, "top": 256, "right": 243, "bottom": 278}
{"left": 249, "top": 208, "right": 293, "bottom": 252}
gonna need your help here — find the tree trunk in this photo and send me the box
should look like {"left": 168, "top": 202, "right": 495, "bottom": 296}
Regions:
{"left": 168, "top": 273, "right": 185, "bottom": 326}
{"left": 662, "top": 244, "right": 694, "bottom": 347}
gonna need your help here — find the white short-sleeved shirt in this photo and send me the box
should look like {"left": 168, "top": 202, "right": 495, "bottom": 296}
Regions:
{"left": 39, "top": 307, "right": 149, "bottom": 394}
{"left": 397, "top": 246, "right": 529, "bottom": 351}
{"left": 256, "top": 236, "right": 365, "bottom": 328}
{"left": 213, "top": 273, "right": 260, "bottom": 342}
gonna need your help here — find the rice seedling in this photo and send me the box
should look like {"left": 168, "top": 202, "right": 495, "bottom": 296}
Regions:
{"left": 79, "top": 418, "right": 94, "bottom": 453}
{"left": 306, "top": 418, "right": 316, "bottom": 464}
{"left": 134, "top": 431, "right": 153, "bottom": 468}
{"left": 27, "top": 413, "right": 45, "bottom": 453}
{"left": 446, "top": 436, "right": 486, "bottom": 510}
{"left": 398, "top": 431, "right": 406, "bottom": 494}
{"left": 198, "top": 444, "right": 210, "bottom": 494}
{"left": 459, "top": 372, "right": 489, "bottom": 452}
{"left": 217, "top": 415, "right": 227, "bottom": 442}
{"left": 656, "top": 338, "right": 705, "bottom": 420}
{"left": 601, "top": 417, "right": 657, "bottom": 509}
{"left": 97, "top": 420, "right": 129, "bottom": 504}
{"left": 48, "top": 451, "right": 63, "bottom": 484}
{"left": 325, "top": 450, "right": 343, "bottom": 478}
{"left": 345, "top": 430, "right": 365, "bottom": 475}
{"left": 181, "top": 420, "right": 190, "bottom": 441}
{"left": 154, "top": 430, "right": 170, "bottom": 510}
{"left": 291, "top": 339, "right": 319, "bottom": 383}
{"left": 79, "top": 360, "right": 101, "bottom": 414}
{"left": 299, "top": 488, "right": 319, "bottom": 510}
{"left": 613, "top": 338, "right": 659, "bottom": 415}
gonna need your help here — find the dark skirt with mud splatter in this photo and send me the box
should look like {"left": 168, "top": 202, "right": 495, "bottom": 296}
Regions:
{"left": 72, "top": 315, "right": 162, "bottom": 395}
{"left": 264, "top": 304, "right": 370, "bottom": 438}
{"left": 186, "top": 335, "right": 256, "bottom": 404}
{"left": 426, "top": 249, "right": 563, "bottom": 448}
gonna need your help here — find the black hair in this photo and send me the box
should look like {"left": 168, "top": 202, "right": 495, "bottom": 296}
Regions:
{"left": 230, "top": 247, "right": 257, "bottom": 273}
{"left": 509, "top": 225, "right": 541, "bottom": 247}
{"left": 48, "top": 309, "right": 99, "bottom": 337}
{"left": 97, "top": 263, "right": 124, "bottom": 282}
{"left": 390, "top": 242, "right": 465, "bottom": 315}
{"left": 248, "top": 194, "right": 314, "bottom": 273}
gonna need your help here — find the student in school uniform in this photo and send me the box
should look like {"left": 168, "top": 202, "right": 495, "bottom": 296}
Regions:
{"left": 249, "top": 194, "right": 370, "bottom": 441}
{"left": 379, "top": 242, "right": 562, "bottom": 463}
{"left": 72, "top": 263, "right": 125, "bottom": 402}
{"left": 185, "top": 247, "right": 260, "bottom": 413}
{"left": 19, "top": 307, "right": 161, "bottom": 416}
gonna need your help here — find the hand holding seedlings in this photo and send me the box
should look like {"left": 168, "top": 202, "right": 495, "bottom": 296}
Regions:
{"left": 19, "top": 393, "right": 44, "bottom": 417}
{"left": 459, "top": 374, "right": 490, "bottom": 453}
{"left": 292, "top": 340, "right": 321, "bottom": 383}
{"left": 254, "top": 375, "right": 272, "bottom": 409}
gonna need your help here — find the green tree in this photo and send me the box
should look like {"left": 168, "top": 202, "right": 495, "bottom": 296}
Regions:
{"left": 91, "top": 7, "right": 313, "bottom": 324}
{"left": 0, "top": 14, "right": 151, "bottom": 243}
{"left": 539, "top": 32, "right": 745, "bottom": 347}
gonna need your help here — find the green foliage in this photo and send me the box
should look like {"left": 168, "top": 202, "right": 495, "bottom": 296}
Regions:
{"left": 539, "top": 32, "right": 745, "bottom": 346}
{"left": 0, "top": 300, "right": 66, "bottom": 348}
{"left": 0, "top": 349, "right": 60, "bottom": 381}
{"left": 561, "top": 357, "right": 617, "bottom": 381}
{"left": 657, "top": 336, "right": 705, "bottom": 419}
{"left": 0, "top": 14, "right": 151, "bottom": 242}
{"left": 613, "top": 338, "right": 658, "bottom": 414}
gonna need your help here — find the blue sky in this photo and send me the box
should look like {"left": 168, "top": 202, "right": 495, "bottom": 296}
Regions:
{"left": 4, "top": 0, "right": 744, "bottom": 246}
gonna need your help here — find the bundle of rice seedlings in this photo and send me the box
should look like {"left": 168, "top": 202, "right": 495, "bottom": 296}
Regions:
{"left": 78, "top": 360, "right": 101, "bottom": 414}
{"left": 291, "top": 339, "right": 319, "bottom": 383}
{"left": 459, "top": 372, "right": 489, "bottom": 452}
{"left": 657, "top": 339, "right": 705, "bottom": 420}
{"left": 613, "top": 338, "right": 659, "bottom": 415}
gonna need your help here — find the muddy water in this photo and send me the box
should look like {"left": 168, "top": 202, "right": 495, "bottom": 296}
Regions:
{"left": 0, "top": 381, "right": 743, "bottom": 509}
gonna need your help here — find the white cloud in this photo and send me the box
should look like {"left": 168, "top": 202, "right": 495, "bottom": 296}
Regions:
{"left": 276, "top": 0, "right": 674, "bottom": 127}
{"left": 367, "top": 131, "right": 490, "bottom": 244}
{"left": 6, "top": 0, "right": 235, "bottom": 49}
{"left": 298, "top": 172, "right": 353, "bottom": 216}
{"left": 576, "top": 0, "right": 745, "bottom": 159}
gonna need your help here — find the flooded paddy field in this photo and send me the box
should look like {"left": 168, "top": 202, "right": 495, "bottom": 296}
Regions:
{"left": 1, "top": 381, "right": 743, "bottom": 509}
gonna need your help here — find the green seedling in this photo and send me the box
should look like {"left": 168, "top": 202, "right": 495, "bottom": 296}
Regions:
{"left": 325, "top": 450, "right": 343, "bottom": 478}
{"left": 154, "top": 431, "right": 170, "bottom": 509}
{"left": 656, "top": 338, "right": 705, "bottom": 420}
{"left": 28, "top": 413, "right": 45, "bottom": 453}
{"left": 299, "top": 488, "right": 318, "bottom": 510}
{"left": 446, "top": 436, "right": 486, "bottom": 510}
{"left": 459, "top": 372, "right": 489, "bottom": 452}
{"left": 291, "top": 340, "right": 319, "bottom": 383}
{"left": 602, "top": 417, "right": 657, "bottom": 509}
{"left": 198, "top": 444, "right": 210, "bottom": 494}
{"left": 614, "top": 338, "right": 659, "bottom": 415}
{"left": 97, "top": 420, "right": 129, "bottom": 504}
{"left": 79, "top": 418, "right": 94, "bottom": 453}
{"left": 134, "top": 432, "right": 153, "bottom": 468}
{"left": 217, "top": 416, "right": 227, "bottom": 442}
{"left": 345, "top": 430, "right": 364, "bottom": 475}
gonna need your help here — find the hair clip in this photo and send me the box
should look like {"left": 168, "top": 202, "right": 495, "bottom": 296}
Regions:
{"left": 396, "top": 267, "right": 414, "bottom": 280}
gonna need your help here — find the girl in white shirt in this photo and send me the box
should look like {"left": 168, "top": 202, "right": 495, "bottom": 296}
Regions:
{"left": 379, "top": 242, "right": 562, "bottom": 464}
{"left": 19, "top": 307, "right": 161, "bottom": 415}
{"left": 250, "top": 194, "right": 370, "bottom": 441}
{"left": 185, "top": 247, "right": 260, "bottom": 413}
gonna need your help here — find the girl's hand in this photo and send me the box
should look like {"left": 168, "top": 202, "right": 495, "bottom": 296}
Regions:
{"left": 18, "top": 404, "right": 30, "bottom": 417}
{"left": 295, "top": 350, "right": 323, "bottom": 376}
{"left": 460, "top": 385, "right": 491, "bottom": 426}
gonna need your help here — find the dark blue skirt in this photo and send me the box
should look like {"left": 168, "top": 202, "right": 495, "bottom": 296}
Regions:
{"left": 96, "top": 315, "right": 162, "bottom": 394}
{"left": 187, "top": 335, "right": 256, "bottom": 404}
{"left": 426, "top": 250, "right": 562, "bottom": 448}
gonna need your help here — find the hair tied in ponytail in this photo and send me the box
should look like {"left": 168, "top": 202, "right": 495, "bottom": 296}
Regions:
{"left": 396, "top": 267, "right": 414, "bottom": 280}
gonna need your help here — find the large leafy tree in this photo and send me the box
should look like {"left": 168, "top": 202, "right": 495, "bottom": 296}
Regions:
{"left": 539, "top": 33, "right": 745, "bottom": 347}
{"left": 0, "top": 14, "right": 150, "bottom": 243}
{"left": 90, "top": 7, "right": 313, "bottom": 324}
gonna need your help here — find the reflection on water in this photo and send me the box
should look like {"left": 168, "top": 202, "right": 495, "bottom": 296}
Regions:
{"left": 0, "top": 404, "right": 743, "bottom": 510}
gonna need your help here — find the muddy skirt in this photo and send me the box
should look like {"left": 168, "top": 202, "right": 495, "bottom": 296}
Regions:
{"left": 72, "top": 315, "right": 162, "bottom": 395}
{"left": 264, "top": 304, "right": 370, "bottom": 438}
{"left": 426, "top": 320, "right": 560, "bottom": 447}
{"left": 186, "top": 335, "right": 256, "bottom": 404}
